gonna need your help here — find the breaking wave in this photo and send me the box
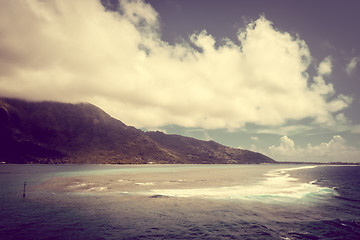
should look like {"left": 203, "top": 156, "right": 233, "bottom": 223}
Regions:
{"left": 146, "top": 166, "right": 334, "bottom": 201}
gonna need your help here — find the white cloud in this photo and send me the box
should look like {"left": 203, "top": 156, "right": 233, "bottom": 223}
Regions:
{"left": 0, "top": 0, "right": 352, "bottom": 131}
{"left": 203, "top": 132, "right": 213, "bottom": 141}
{"left": 249, "top": 144, "right": 258, "bottom": 152}
{"left": 144, "top": 127, "right": 167, "bottom": 134}
{"left": 251, "top": 136, "right": 259, "bottom": 141}
{"left": 346, "top": 56, "right": 359, "bottom": 76}
{"left": 268, "top": 135, "right": 360, "bottom": 162}
{"left": 251, "top": 124, "right": 316, "bottom": 136}
{"left": 269, "top": 136, "right": 296, "bottom": 155}
{"left": 309, "top": 56, "right": 352, "bottom": 126}
{"left": 318, "top": 56, "right": 332, "bottom": 76}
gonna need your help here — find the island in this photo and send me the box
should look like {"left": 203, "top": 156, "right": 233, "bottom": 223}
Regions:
{"left": 0, "top": 98, "right": 275, "bottom": 164}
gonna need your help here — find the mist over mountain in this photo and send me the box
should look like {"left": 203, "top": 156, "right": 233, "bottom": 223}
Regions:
{"left": 0, "top": 98, "right": 275, "bottom": 164}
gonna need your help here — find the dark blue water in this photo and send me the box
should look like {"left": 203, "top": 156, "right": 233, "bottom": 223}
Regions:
{"left": 0, "top": 164, "right": 359, "bottom": 240}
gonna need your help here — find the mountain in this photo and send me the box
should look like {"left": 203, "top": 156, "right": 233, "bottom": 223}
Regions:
{"left": 0, "top": 98, "right": 276, "bottom": 164}
{"left": 145, "top": 131, "right": 274, "bottom": 164}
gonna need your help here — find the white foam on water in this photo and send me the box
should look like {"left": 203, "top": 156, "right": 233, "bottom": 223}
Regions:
{"left": 135, "top": 182, "right": 155, "bottom": 186}
{"left": 86, "top": 186, "right": 108, "bottom": 192}
{"left": 145, "top": 166, "right": 333, "bottom": 202}
{"left": 66, "top": 182, "right": 95, "bottom": 189}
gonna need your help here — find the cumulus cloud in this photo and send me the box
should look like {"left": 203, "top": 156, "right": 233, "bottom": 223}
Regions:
{"left": 268, "top": 135, "right": 360, "bottom": 162}
{"left": 0, "top": 0, "right": 352, "bottom": 130}
{"left": 269, "top": 136, "right": 296, "bottom": 154}
{"left": 317, "top": 56, "right": 332, "bottom": 76}
{"left": 346, "top": 56, "right": 359, "bottom": 76}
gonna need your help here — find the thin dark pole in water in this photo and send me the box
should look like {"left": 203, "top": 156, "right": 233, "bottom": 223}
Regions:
{"left": 23, "top": 181, "right": 26, "bottom": 198}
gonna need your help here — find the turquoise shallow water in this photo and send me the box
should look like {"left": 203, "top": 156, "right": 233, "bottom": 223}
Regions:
{"left": 1, "top": 164, "right": 359, "bottom": 239}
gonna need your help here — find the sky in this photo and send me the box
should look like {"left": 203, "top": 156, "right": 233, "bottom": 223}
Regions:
{"left": 0, "top": 0, "right": 359, "bottom": 162}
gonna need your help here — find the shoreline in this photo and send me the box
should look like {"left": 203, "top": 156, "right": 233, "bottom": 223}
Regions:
{"left": 1, "top": 161, "right": 359, "bottom": 165}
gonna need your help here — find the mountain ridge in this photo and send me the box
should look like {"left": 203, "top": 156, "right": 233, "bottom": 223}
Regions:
{"left": 0, "top": 98, "right": 276, "bottom": 164}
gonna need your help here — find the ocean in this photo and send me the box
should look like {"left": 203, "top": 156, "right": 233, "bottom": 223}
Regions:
{"left": 0, "top": 164, "right": 359, "bottom": 240}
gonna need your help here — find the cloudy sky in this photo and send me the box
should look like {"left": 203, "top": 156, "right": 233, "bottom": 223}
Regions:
{"left": 1, "top": 0, "right": 359, "bottom": 162}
